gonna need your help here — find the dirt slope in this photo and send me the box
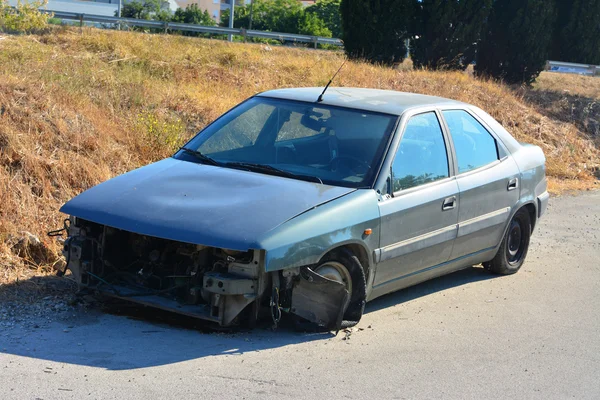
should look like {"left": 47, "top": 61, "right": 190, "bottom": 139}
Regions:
{"left": 0, "top": 28, "right": 598, "bottom": 284}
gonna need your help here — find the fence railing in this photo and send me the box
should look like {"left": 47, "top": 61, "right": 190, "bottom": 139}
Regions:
{"left": 44, "top": 10, "right": 344, "bottom": 48}
{"left": 546, "top": 60, "right": 600, "bottom": 77}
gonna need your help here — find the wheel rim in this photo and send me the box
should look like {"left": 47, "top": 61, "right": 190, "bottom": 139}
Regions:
{"left": 506, "top": 218, "right": 525, "bottom": 265}
{"left": 314, "top": 261, "right": 352, "bottom": 295}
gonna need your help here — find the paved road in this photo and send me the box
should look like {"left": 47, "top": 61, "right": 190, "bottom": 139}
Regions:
{"left": 1, "top": 192, "right": 599, "bottom": 399}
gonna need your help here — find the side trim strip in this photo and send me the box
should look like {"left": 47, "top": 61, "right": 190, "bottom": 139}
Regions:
{"left": 457, "top": 207, "right": 510, "bottom": 238}
{"left": 372, "top": 246, "right": 496, "bottom": 289}
{"left": 376, "top": 224, "right": 458, "bottom": 263}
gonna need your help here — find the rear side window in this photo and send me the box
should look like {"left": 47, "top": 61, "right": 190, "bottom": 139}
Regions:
{"left": 392, "top": 112, "right": 449, "bottom": 191}
{"left": 443, "top": 110, "right": 499, "bottom": 173}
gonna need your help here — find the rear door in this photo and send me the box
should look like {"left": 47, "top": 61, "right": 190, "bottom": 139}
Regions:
{"left": 374, "top": 111, "right": 459, "bottom": 291}
{"left": 440, "top": 109, "right": 520, "bottom": 260}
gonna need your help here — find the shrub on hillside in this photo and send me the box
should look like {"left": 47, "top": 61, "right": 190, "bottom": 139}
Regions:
{"left": 0, "top": 0, "right": 53, "bottom": 33}
{"left": 340, "top": 0, "right": 415, "bottom": 65}
{"left": 475, "top": 0, "right": 556, "bottom": 85}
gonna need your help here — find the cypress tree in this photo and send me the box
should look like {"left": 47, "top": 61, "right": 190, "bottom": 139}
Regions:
{"left": 475, "top": 0, "right": 556, "bottom": 85}
{"left": 412, "top": 0, "right": 492, "bottom": 70}
{"left": 551, "top": 0, "right": 600, "bottom": 64}
{"left": 340, "top": 0, "right": 415, "bottom": 65}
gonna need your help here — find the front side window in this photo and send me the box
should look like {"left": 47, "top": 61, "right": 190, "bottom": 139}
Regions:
{"left": 177, "top": 97, "right": 397, "bottom": 188}
{"left": 392, "top": 112, "right": 449, "bottom": 192}
{"left": 443, "top": 110, "right": 499, "bottom": 173}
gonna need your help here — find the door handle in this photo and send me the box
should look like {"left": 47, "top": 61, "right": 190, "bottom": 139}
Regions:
{"left": 507, "top": 178, "right": 519, "bottom": 191}
{"left": 442, "top": 196, "right": 456, "bottom": 211}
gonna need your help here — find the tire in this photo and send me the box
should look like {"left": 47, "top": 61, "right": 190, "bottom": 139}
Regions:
{"left": 484, "top": 208, "right": 531, "bottom": 275}
{"left": 316, "top": 248, "right": 367, "bottom": 328}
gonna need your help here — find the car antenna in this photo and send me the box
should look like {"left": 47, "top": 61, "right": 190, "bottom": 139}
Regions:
{"left": 317, "top": 58, "right": 347, "bottom": 103}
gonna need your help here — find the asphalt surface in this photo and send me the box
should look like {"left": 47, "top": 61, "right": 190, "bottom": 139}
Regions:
{"left": 1, "top": 191, "right": 599, "bottom": 399}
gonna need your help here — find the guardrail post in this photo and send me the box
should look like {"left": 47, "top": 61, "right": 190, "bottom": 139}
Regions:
{"left": 164, "top": 22, "right": 169, "bottom": 34}
{"left": 241, "top": 28, "right": 247, "bottom": 43}
{"left": 313, "top": 36, "right": 318, "bottom": 49}
{"left": 588, "top": 65, "right": 597, "bottom": 76}
{"left": 79, "top": 14, "right": 84, "bottom": 28}
{"left": 228, "top": 0, "right": 235, "bottom": 42}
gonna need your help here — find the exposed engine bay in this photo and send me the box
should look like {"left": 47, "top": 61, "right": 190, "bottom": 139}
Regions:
{"left": 59, "top": 217, "right": 349, "bottom": 329}
{"left": 61, "top": 217, "right": 270, "bottom": 327}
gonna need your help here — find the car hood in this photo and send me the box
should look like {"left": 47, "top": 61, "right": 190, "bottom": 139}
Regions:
{"left": 60, "top": 158, "right": 355, "bottom": 250}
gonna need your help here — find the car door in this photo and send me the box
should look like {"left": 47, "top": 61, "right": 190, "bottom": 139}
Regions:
{"left": 373, "top": 111, "right": 459, "bottom": 292}
{"left": 441, "top": 109, "right": 520, "bottom": 260}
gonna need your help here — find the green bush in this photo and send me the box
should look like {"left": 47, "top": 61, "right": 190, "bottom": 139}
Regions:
{"left": 0, "top": 0, "right": 53, "bottom": 33}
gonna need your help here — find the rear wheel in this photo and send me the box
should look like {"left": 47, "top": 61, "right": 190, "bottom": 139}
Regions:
{"left": 484, "top": 208, "right": 531, "bottom": 275}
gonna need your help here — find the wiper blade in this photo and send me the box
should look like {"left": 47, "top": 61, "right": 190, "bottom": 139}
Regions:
{"left": 225, "top": 162, "right": 323, "bottom": 184}
{"left": 179, "top": 147, "right": 220, "bottom": 166}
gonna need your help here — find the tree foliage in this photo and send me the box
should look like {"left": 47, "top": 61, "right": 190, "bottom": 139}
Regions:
{"left": 340, "top": 0, "right": 415, "bottom": 65}
{"left": 221, "top": 0, "right": 331, "bottom": 37}
{"left": 172, "top": 4, "right": 215, "bottom": 26}
{"left": 411, "top": 0, "right": 492, "bottom": 70}
{"left": 119, "top": 0, "right": 170, "bottom": 20}
{"left": 306, "top": 0, "right": 342, "bottom": 38}
{"left": 475, "top": 0, "right": 556, "bottom": 85}
{"left": 550, "top": 0, "right": 600, "bottom": 64}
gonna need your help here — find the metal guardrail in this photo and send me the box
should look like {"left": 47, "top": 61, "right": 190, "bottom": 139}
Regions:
{"left": 546, "top": 60, "right": 600, "bottom": 76}
{"left": 45, "top": 10, "right": 344, "bottom": 48}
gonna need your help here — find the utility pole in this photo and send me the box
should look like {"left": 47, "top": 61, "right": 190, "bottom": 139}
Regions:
{"left": 118, "top": 0, "right": 121, "bottom": 18}
{"left": 228, "top": 0, "right": 235, "bottom": 42}
{"left": 249, "top": 0, "right": 254, "bottom": 30}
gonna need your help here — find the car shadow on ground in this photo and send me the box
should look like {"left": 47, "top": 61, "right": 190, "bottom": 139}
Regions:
{"left": 0, "top": 266, "right": 495, "bottom": 371}
{"left": 365, "top": 265, "right": 495, "bottom": 314}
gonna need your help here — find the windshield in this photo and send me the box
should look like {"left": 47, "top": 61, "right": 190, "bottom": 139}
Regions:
{"left": 175, "top": 97, "right": 397, "bottom": 188}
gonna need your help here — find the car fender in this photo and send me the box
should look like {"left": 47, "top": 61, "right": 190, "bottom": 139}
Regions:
{"left": 257, "top": 190, "right": 381, "bottom": 275}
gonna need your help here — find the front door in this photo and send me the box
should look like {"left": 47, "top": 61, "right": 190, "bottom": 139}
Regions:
{"left": 374, "top": 111, "right": 459, "bottom": 292}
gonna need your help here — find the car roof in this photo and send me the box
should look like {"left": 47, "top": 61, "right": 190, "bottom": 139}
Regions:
{"left": 256, "top": 87, "right": 467, "bottom": 116}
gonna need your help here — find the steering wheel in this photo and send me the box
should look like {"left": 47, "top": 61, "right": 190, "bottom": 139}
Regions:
{"left": 329, "top": 155, "right": 371, "bottom": 174}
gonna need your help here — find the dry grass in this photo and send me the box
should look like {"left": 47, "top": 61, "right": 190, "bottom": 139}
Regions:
{"left": 534, "top": 72, "right": 600, "bottom": 99}
{"left": 1, "top": 28, "right": 599, "bottom": 285}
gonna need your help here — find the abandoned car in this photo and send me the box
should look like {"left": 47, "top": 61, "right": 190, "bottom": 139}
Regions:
{"left": 56, "top": 88, "right": 549, "bottom": 330}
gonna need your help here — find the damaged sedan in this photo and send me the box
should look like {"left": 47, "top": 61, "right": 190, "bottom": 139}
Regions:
{"left": 55, "top": 88, "right": 549, "bottom": 331}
